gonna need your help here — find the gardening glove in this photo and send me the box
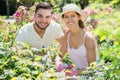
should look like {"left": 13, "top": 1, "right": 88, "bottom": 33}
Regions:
{"left": 65, "top": 69, "right": 77, "bottom": 76}
{"left": 55, "top": 55, "right": 64, "bottom": 72}
{"left": 55, "top": 61, "right": 65, "bottom": 72}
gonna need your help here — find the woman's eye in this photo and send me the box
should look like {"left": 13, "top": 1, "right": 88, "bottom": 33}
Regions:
{"left": 64, "top": 15, "right": 76, "bottom": 19}
{"left": 63, "top": 16, "right": 68, "bottom": 19}
{"left": 71, "top": 15, "right": 75, "bottom": 18}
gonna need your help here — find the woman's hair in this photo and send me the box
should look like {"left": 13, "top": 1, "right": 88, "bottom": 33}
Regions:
{"left": 75, "top": 12, "right": 85, "bottom": 29}
{"left": 35, "top": 2, "right": 53, "bottom": 14}
{"left": 78, "top": 20, "right": 85, "bottom": 29}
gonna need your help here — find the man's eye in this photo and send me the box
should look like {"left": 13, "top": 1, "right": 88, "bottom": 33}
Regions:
{"left": 46, "top": 16, "right": 50, "bottom": 19}
{"left": 38, "top": 15, "right": 42, "bottom": 18}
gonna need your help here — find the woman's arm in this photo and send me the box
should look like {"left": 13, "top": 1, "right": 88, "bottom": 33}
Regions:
{"left": 74, "top": 32, "right": 97, "bottom": 75}
{"left": 85, "top": 32, "right": 97, "bottom": 66}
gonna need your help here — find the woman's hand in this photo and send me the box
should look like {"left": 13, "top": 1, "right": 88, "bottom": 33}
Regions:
{"left": 65, "top": 69, "right": 77, "bottom": 76}
{"left": 55, "top": 55, "right": 65, "bottom": 72}
{"left": 56, "top": 61, "right": 65, "bottom": 72}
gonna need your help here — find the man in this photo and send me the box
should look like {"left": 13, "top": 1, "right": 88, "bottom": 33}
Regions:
{"left": 15, "top": 2, "right": 64, "bottom": 50}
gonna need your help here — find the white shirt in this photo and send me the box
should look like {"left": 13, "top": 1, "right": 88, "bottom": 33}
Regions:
{"left": 15, "top": 20, "right": 64, "bottom": 49}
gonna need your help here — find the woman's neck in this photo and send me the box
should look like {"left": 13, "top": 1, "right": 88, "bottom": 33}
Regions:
{"left": 70, "top": 26, "right": 84, "bottom": 35}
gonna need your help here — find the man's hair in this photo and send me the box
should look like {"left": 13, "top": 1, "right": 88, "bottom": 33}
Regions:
{"left": 35, "top": 2, "right": 53, "bottom": 14}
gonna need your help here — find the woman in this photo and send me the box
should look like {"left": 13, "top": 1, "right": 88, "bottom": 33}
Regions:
{"left": 55, "top": 4, "right": 98, "bottom": 76}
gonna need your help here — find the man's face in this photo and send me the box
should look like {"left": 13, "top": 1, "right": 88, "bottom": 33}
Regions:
{"left": 34, "top": 9, "right": 52, "bottom": 30}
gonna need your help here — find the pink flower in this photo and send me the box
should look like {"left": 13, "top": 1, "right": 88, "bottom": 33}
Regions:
{"left": 52, "top": 14, "right": 58, "bottom": 20}
{"left": 29, "top": 17, "right": 35, "bottom": 22}
{"left": 105, "top": 6, "right": 113, "bottom": 13}
{"left": 19, "top": 6, "right": 26, "bottom": 10}
{"left": 13, "top": 5, "right": 28, "bottom": 22}
{"left": 81, "top": 8, "right": 99, "bottom": 20}
{"left": 14, "top": 12, "right": 21, "bottom": 17}
{"left": 88, "top": 10, "right": 99, "bottom": 16}
{"left": 52, "top": 14, "right": 60, "bottom": 22}
{"left": 81, "top": 8, "right": 90, "bottom": 19}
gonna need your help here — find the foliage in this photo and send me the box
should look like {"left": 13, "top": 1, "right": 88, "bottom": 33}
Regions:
{"left": 0, "top": 17, "right": 72, "bottom": 79}
{"left": 0, "top": 41, "right": 69, "bottom": 79}
{"left": 89, "top": 0, "right": 120, "bottom": 8}
{"left": 82, "top": 3, "right": 120, "bottom": 80}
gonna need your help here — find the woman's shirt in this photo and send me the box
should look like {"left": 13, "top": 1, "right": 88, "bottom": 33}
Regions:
{"left": 67, "top": 32, "right": 89, "bottom": 69}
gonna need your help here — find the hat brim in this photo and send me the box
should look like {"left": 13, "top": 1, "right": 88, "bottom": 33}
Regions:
{"left": 61, "top": 10, "right": 84, "bottom": 21}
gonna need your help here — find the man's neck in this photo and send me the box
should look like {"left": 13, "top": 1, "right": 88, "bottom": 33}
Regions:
{"left": 34, "top": 23, "right": 46, "bottom": 38}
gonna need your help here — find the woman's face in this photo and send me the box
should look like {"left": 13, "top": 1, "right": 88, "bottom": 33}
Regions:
{"left": 63, "top": 11, "right": 80, "bottom": 29}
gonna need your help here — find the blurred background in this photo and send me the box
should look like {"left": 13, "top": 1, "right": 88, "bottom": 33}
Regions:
{"left": 1, "top": 0, "right": 120, "bottom": 19}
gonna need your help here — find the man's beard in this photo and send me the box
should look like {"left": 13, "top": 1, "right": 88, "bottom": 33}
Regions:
{"left": 35, "top": 22, "right": 48, "bottom": 30}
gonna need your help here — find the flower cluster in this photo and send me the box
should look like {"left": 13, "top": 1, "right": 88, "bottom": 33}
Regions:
{"left": 13, "top": 6, "right": 28, "bottom": 22}
{"left": 82, "top": 6, "right": 113, "bottom": 30}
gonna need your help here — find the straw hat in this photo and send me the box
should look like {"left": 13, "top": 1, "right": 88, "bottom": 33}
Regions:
{"left": 61, "top": 4, "right": 84, "bottom": 21}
